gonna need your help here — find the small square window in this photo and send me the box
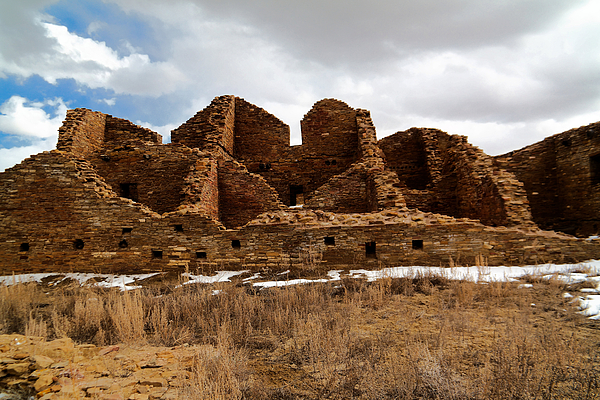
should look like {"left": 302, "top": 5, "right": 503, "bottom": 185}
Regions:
{"left": 196, "top": 251, "right": 207, "bottom": 259}
{"left": 231, "top": 240, "right": 241, "bottom": 249}
{"left": 324, "top": 236, "right": 335, "bottom": 246}
{"left": 73, "top": 239, "right": 85, "bottom": 250}
{"left": 119, "top": 239, "right": 128, "bottom": 248}
{"left": 366, "top": 241, "right": 376, "bottom": 258}
{"left": 174, "top": 224, "right": 184, "bottom": 232}
{"left": 19, "top": 243, "right": 30, "bottom": 252}
{"left": 122, "top": 227, "right": 133, "bottom": 234}
{"left": 412, "top": 240, "right": 424, "bottom": 250}
{"left": 152, "top": 250, "right": 163, "bottom": 259}
{"left": 590, "top": 154, "right": 600, "bottom": 185}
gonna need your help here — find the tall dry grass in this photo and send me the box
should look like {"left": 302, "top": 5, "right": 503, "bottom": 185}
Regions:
{"left": 0, "top": 273, "right": 598, "bottom": 399}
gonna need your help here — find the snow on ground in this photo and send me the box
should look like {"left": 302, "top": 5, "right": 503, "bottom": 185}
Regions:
{"left": 0, "top": 272, "right": 160, "bottom": 291}
{"left": 181, "top": 270, "right": 248, "bottom": 285}
{"left": 1, "top": 261, "right": 600, "bottom": 318}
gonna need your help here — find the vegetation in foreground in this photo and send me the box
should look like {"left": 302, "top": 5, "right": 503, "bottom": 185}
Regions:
{"left": 1, "top": 271, "right": 599, "bottom": 399}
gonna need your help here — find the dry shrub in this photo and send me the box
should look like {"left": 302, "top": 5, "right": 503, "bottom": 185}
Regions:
{"left": 0, "top": 283, "right": 47, "bottom": 334}
{"left": 1, "top": 272, "right": 599, "bottom": 399}
{"left": 184, "top": 343, "right": 249, "bottom": 400}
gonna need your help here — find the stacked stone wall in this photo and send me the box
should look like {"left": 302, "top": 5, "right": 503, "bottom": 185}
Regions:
{"left": 171, "top": 95, "right": 236, "bottom": 154}
{"left": 356, "top": 110, "right": 406, "bottom": 210}
{"left": 56, "top": 109, "right": 106, "bottom": 157}
{"left": 90, "top": 145, "right": 199, "bottom": 214}
{"left": 305, "top": 163, "right": 371, "bottom": 212}
{"left": 217, "top": 159, "right": 284, "bottom": 229}
{"left": 301, "top": 99, "right": 359, "bottom": 158}
{"left": 180, "top": 155, "right": 220, "bottom": 220}
{"left": 379, "top": 130, "right": 430, "bottom": 189}
{"left": 496, "top": 122, "right": 600, "bottom": 236}
{"left": 233, "top": 98, "right": 290, "bottom": 162}
{"left": 2, "top": 153, "right": 599, "bottom": 275}
{"left": 104, "top": 116, "right": 162, "bottom": 146}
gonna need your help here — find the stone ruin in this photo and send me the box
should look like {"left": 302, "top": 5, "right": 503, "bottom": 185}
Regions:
{"left": 1, "top": 95, "right": 600, "bottom": 274}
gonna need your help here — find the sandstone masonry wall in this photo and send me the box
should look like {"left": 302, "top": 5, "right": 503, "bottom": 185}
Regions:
{"left": 217, "top": 158, "right": 285, "bottom": 229}
{"left": 90, "top": 145, "right": 200, "bottom": 214}
{"left": 104, "top": 116, "right": 162, "bottom": 146}
{"left": 2, "top": 96, "right": 599, "bottom": 275}
{"left": 171, "top": 95, "right": 236, "bottom": 155}
{"left": 56, "top": 109, "right": 106, "bottom": 157}
{"left": 233, "top": 97, "right": 290, "bottom": 162}
{"left": 496, "top": 121, "right": 600, "bottom": 236}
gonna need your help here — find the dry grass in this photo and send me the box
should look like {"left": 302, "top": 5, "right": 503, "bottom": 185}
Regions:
{"left": 1, "top": 272, "right": 599, "bottom": 399}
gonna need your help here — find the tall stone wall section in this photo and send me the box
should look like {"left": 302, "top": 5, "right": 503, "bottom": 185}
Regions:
{"left": 217, "top": 159, "right": 285, "bottom": 229}
{"left": 90, "top": 145, "right": 200, "bottom": 215}
{"left": 171, "top": 95, "right": 236, "bottom": 155}
{"left": 2, "top": 95, "right": 600, "bottom": 275}
{"left": 496, "top": 121, "right": 600, "bottom": 236}
{"left": 180, "top": 155, "right": 219, "bottom": 220}
{"left": 379, "top": 128, "right": 532, "bottom": 226}
{"left": 233, "top": 98, "right": 290, "bottom": 162}
{"left": 56, "top": 109, "right": 107, "bottom": 157}
{"left": 103, "top": 116, "right": 162, "bottom": 147}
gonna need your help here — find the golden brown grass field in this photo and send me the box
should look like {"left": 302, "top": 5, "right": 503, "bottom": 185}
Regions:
{"left": 1, "top": 269, "right": 599, "bottom": 399}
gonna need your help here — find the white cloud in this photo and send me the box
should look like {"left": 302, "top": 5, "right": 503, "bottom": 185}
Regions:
{"left": 1, "top": 0, "right": 599, "bottom": 161}
{"left": 0, "top": 96, "right": 66, "bottom": 139}
{"left": 0, "top": 141, "right": 55, "bottom": 172}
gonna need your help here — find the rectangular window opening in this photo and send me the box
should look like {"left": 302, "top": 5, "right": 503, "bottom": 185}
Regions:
{"left": 19, "top": 243, "right": 30, "bottom": 252}
{"left": 366, "top": 241, "right": 376, "bottom": 258}
{"left": 152, "top": 249, "right": 163, "bottom": 259}
{"left": 122, "top": 227, "right": 133, "bottom": 234}
{"left": 231, "top": 240, "right": 241, "bottom": 249}
{"left": 412, "top": 239, "right": 424, "bottom": 250}
{"left": 196, "top": 251, "right": 207, "bottom": 259}
{"left": 289, "top": 185, "right": 304, "bottom": 206}
{"left": 591, "top": 154, "right": 600, "bottom": 185}
{"left": 120, "top": 183, "right": 139, "bottom": 202}
{"left": 324, "top": 236, "right": 335, "bottom": 246}
{"left": 174, "top": 224, "right": 184, "bottom": 232}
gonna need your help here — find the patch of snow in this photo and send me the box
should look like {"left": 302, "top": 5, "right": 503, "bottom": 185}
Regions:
{"left": 243, "top": 272, "right": 262, "bottom": 282}
{"left": 182, "top": 270, "right": 248, "bottom": 285}
{"left": 328, "top": 270, "right": 343, "bottom": 281}
{"left": 579, "top": 295, "right": 600, "bottom": 319}
{"left": 563, "top": 292, "right": 573, "bottom": 298}
{"left": 518, "top": 283, "right": 533, "bottom": 289}
{"left": 253, "top": 278, "right": 329, "bottom": 289}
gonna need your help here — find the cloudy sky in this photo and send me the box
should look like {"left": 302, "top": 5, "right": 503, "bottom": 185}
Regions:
{"left": 1, "top": 0, "right": 599, "bottom": 171}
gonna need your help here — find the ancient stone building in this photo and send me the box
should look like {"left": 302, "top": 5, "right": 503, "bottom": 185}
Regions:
{"left": 1, "top": 95, "right": 599, "bottom": 274}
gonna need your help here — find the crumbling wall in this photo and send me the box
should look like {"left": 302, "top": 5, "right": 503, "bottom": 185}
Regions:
{"left": 103, "top": 116, "right": 162, "bottom": 147}
{"left": 91, "top": 145, "right": 200, "bottom": 214}
{"left": 305, "top": 163, "right": 371, "bottom": 213}
{"left": 496, "top": 122, "right": 600, "bottom": 236}
{"left": 180, "top": 155, "right": 220, "bottom": 220}
{"left": 356, "top": 109, "right": 406, "bottom": 210}
{"left": 301, "top": 99, "right": 359, "bottom": 159}
{"left": 218, "top": 159, "right": 284, "bottom": 229}
{"left": 379, "top": 130, "right": 430, "bottom": 190}
{"left": 379, "top": 128, "right": 531, "bottom": 226}
{"left": 56, "top": 109, "right": 107, "bottom": 157}
{"left": 171, "top": 95, "right": 236, "bottom": 155}
{"left": 2, "top": 152, "right": 600, "bottom": 275}
{"left": 233, "top": 98, "right": 290, "bottom": 162}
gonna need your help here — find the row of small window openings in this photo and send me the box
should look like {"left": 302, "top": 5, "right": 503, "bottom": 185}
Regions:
{"left": 18, "top": 238, "right": 424, "bottom": 254}
{"left": 323, "top": 237, "right": 423, "bottom": 250}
